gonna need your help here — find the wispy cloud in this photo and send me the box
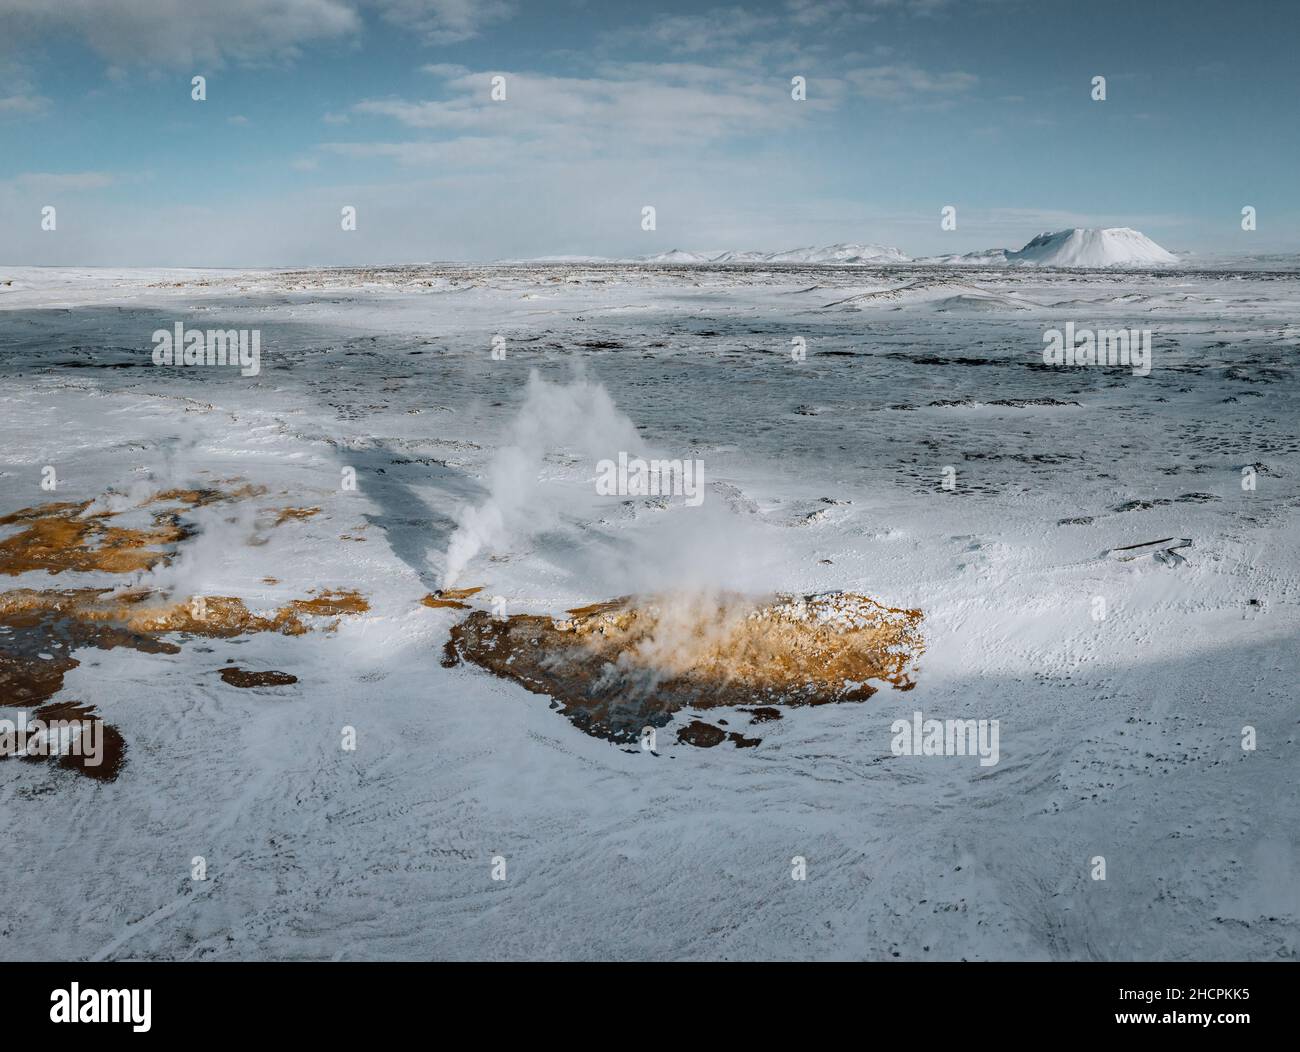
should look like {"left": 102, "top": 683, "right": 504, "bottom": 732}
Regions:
{"left": 319, "top": 136, "right": 515, "bottom": 167}
{"left": 0, "top": 93, "right": 48, "bottom": 115}
{"left": 6, "top": 171, "right": 117, "bottom": 190}
{"left": 601, "top": 7, "right": 779, "bottom": 54}
{"left": 0, "top": 0, "right": 360, "bottom": 68}
{"left": 0, "top": 57, "right": 49, "bottom": 116}
{"left": 840, "top": 63, "right": 978, "bottom": 102}
{"left": 370, "top": 0, "right": 514, "bottom": 45}
{"left": 343, "top": 63, "right": 824, "bottom": 159}
{"left": 784, "top": 0, "right": 940, "bottom": 29}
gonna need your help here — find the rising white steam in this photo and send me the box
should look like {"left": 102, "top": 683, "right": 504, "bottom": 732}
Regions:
{"left": 442, "top": 370, "right": 642, "bottom": 587}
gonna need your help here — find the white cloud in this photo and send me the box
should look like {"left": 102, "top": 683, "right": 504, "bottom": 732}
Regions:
{"left": 347, "top": 63, "right": 824, "bottom": 158}
{"left": 622, "top": 7, "right": 778, "bottom": 54}
{"left": 0, "top": 0, "right": 360, "bottom": 68}
{"left": 0, "top": 93, "right": 48, "bottom": 114}
{"left": 320, "top": 137, "right": 516, "bottom": 167}
{"left": 6, "top": 171, "right": 117, "bottom": 190}
{"left": 784, "top": 0, "right": 871, "bottom": 28}
{"left": 976, "top": 207, "right": 1192, "bottom": 233}
{"left": 326, "top": 56, "right": 977, "bottom": 184}
{"left": 841, "top": 64, "right": 978, "bottom": 101}
{"left": 0, "top": 57, "right": 48, "bottom": 115}
{"left": 420, "top": 63, "right": 470, "bottom": 78}
{"left": 370, "top": 0, "right": 513, "bottom": 45}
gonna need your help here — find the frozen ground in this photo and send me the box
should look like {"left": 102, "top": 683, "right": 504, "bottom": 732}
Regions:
{"left": 0, "top": 262, "right": 1297, "bottom": 961}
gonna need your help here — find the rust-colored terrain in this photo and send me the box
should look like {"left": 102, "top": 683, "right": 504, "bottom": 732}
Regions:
{"left": 443, "top": 591, "right": 924, "bottom": 747}
{"left": 0, "top": 488, "right": 367, "bottom": 781}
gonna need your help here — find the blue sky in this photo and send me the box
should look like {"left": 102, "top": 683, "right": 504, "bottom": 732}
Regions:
{"left": 1, "top": 0, "right": 1297, "bottom": 265}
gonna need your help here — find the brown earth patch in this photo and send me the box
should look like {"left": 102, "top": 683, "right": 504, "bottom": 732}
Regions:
{"left": 144, "top": 485, "right": 266, "bottom": 508}
{"left": 287, "top": 591, "right": 370, "bottom": 619}
{"left": 274, "top": 507, "right": 320, "bottom": 526}
{"left": 677, "top": 720, "right": 726, "bottom": 747}
{"left": 444, "top": 591, "right": 923, "bottom": 747}
{"left": 0, "top": 482, "right": 368, "bottom": 782}
{"left": 219, "top": 667, "right": 298, "bottom": 688}
{"left": 0, "top": 587, "right": 365, "bottom": 780}
{"left": 421, "top": 585, "right": 485, "bottom": 610}
{"left": 0, "top": 500, "right": 188, "bottom": 576}
{"left": 0, "top": 486, "right": 291, "bottom": 578}
{"left": 0, "top": 587, "right": 367, "bottom": 709}
{"left": 1, "top": 700, "right": 126, "bottom": 782}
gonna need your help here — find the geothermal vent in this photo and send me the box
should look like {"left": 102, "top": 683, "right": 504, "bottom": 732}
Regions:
{"left": 443, "top": 591, "right": 924, "bottom": 748}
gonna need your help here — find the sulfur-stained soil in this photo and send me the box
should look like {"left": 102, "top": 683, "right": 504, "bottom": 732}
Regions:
{"left": 0, "top": 489, "right": 367, "bottom": 781}
{"left": 443, "top": 591, "right": 924, "bottom": 746}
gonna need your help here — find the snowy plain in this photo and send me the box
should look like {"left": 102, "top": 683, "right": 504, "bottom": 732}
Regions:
{"left": 0, "top": 261, "right": 1296, "bottom": 961}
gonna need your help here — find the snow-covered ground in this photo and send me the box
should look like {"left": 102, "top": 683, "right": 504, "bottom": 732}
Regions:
{"left": 1, "top": 262, "right": 1296, "bottom": 961}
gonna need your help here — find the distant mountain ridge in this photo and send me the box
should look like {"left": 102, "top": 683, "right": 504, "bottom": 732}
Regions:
{"left": 642, "top": 242, "right": 910, "bottom": 265}
{"left": 519, "top": 228, "right": 1180, "bottom": 268}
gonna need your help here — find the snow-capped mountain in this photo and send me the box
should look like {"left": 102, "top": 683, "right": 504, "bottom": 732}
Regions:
{"left": 913, "top": 248, "right": 1012, "bottom": 266}
{"left": 641, "top": 249, "right": 721, "bottom": 263}
{"left": 642, "top": 243, "right": 910, "bottom": 265}
{"left": 1005, "top": 227, "right": 1178, "bottom": 267}
{"left": 760, "top": 243, "right": 910, "bottom": 264}
{"left": 527, "top": 230, "right": 1177, "bottom": 268}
